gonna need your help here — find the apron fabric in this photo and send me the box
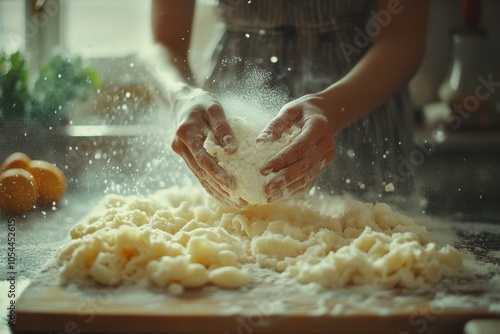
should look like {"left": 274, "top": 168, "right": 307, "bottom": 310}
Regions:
{"left": 203, "top": 0, "right": 416, "bottom": 205}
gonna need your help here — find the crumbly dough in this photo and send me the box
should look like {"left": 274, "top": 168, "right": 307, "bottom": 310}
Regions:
{"left": 204, "top": 117, "right": 300, "bottom": 205}
{"left": 385, "top": 183, "right": 395, "bottom": 192}
{"left": 56, "top": 187, "right": 462, "bottom": 289}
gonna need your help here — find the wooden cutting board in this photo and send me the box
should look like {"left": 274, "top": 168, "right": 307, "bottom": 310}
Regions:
{"left": 12, "top": 260, "right": 500, "bottom": 334}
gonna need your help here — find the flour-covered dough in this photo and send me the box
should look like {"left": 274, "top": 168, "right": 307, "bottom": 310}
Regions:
{"left": 56, "top": 187, "right": 462, "bottom": 289}
{"left": 204, "top": 117, "right": 300, "bottom": 205}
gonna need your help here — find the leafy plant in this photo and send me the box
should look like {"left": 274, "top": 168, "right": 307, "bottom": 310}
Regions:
{"left": 0, "top": 52, "right": 101, "bottom": 126}
{"left": 29, "top": 55, "right": 101, "bottom": 126}
{"left": 0, "top": 51, "right": 30, "bottom": 120}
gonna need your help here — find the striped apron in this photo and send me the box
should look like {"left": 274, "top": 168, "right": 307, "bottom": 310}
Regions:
{"left": 204, "top": 0, "right": 416, "bottom": 206}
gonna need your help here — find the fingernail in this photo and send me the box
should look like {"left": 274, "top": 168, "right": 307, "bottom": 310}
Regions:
{"left": 226, "top": 176, "right": 235, "bottom": 189}
{"left": 266, "top": 192, "right": 280, "bottom": 203}
{"left": 261, "top": 167, "right": 273, "bottom": 176}
{"left": 222, "top": 179, "right": 234, "bottom": 190}
{"left": 223, "top": 135, "right": 235, "bottom": 146}
{"left": 237, "top": 199, "right": 248, "bottom": 209}
{"left": 223, "top": 135, "right": 236, "bottom": 153}
{"left": 217, "top": 171, "right": 234, "bottom": 190}
{"left": 256, "top": 133, "right": 272, "bottom": 143}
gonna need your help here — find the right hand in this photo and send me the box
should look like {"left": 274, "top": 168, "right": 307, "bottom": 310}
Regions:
{"left": 171, "top": 88, "right": 244, "bottom": 207}
{"left": 256, "top": 94, "right": 336, "bottom": 203}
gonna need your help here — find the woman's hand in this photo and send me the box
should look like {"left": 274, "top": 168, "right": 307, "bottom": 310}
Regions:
{"left": 171, "top": 88, "right": 244, "bottom": 207}
{"left": 257, "top": 94, "right": 336, "bottom": 203}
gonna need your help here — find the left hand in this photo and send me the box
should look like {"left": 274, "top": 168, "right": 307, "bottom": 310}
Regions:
{"left": 257, "top": 94, "right": 336, "bottom": 203}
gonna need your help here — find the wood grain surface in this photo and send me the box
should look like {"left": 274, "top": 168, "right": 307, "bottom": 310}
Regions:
{"left": 12, "top": 260, "right": 500, "bottom": 334}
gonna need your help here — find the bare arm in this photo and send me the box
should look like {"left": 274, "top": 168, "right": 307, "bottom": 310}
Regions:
{"left": 148, "top": 0, "right": 241, "bottom": 207}
{"left": 149, "top": 0, "right": 196, "bottom": 111}
{"left": 258, "top": 0, "right": 430, "bottom": 201}
{"left": 151, "top": 0, "right": 195, "bottom": 82}
{"left": 318, "top": 0, "right": 431, "bottom": 134}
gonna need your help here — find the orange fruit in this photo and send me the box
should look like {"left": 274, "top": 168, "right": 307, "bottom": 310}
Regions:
{"left": 0, "top": 168, "right": 38, "bottom": 214}
{"left": 28, "top": 160, "right": 67, "bottom": 206}
{"left": 0, "top": 152, "right": 31, "bottom": 173}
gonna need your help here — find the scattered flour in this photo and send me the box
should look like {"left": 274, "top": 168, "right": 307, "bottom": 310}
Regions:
{"left": 204, "top": 117, "right": 300, "bottom": 205}
{"left": 56, "top": 186, "right": 463, "bottom": 289}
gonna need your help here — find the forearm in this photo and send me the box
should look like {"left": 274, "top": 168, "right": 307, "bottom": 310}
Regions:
{"left": 143, "top": 0, "right": 200, "bottom": 122}
{"left": 143, "top": 43, "right": 199, "bottom": 111}
{"left": 316, "top": 36, "right": 425, "bottom": 134}
{"left": 314, "top": 0, "right": 429, "bottom": 135}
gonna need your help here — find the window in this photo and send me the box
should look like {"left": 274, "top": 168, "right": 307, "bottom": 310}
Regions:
{"left": 62, "top": 0, "right": 153, "bottom": 58}
{"left": 1, "top": 1, "right": 159, "bottom": 128}
{"left": 0, "top": 0, "right": 26, "bottom": 54}
{"left": 0, "top": 0, "right": 220, "bottom": 126}
{"left": 1, "top": 0, "right": 153, "bottom": 60}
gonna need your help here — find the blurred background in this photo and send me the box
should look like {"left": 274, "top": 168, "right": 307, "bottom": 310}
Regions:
{"left": 0, "top": 0, "right": 499, "bottom": 220}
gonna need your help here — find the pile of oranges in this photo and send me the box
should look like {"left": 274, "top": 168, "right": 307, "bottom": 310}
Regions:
{"left": 0, "top": 152, "right": 67, "bottom": 214}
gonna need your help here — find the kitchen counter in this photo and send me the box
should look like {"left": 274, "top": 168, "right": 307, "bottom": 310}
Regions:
{"left": 1, "top": 122, "right": 500, "bottom": 333}
{"left": 1, "top": 185, "right": 499, "bottom": 334}
{"left": 413, "top": 125, "right": 500, "bottom": 222}
{"left": 0, "top": 189, "right": 103, "bottom": 334}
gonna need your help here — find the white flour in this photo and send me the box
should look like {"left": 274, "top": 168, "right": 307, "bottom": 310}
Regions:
{"left": 204, "top": 117, "right": 301, "bottom": 205}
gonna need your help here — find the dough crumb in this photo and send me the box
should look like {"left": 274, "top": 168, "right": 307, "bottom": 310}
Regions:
{"left": 385, "top": 183, "right": 395, "bottom": 192}
{"left": 204, "top": 117, "right": 300, "bottom": 205}
{"left": 209, "top": 266, "right": 250, "bottom": 288}
{"left": 168, "top": 283, "right": 184, "bottom": 295}
{"left": 56, "top": 186, "right": 463, "bottom": 290}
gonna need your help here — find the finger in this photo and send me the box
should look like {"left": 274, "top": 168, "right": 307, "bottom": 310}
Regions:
{"left": 194, "top": 148, "right": 234, "bottom": 189}
{"left": 205, "top": 103, "right": 237, "bottom": 153}
{"left": 289, "top": 177, "right": 318, "bottom": 200}
{"left": 176, "top": 146, "right": 246, "bottom": 208}
{"left": 199, "top": 178, "right": 245, "bottom": 209}
{"left": 181, "top": 129, "right": 235, "bottom": 190}
{"left": 207, "top": 187, "right": 247, "bottom": 209}
{"left": 200, "top": 174, "right": 247, "bottom": 209}
{"left": 266, "top": 159, "right": 325, "bottom": 203}
{"left": 261, "top": 116, "right": 330, "bottom": 175}
{"left": 279, "top": 175, "right": 319, "bottom": 203}
{"left": 265, "top": 138, "right": 335, "bottom": 198}
{"left": 175, "top": 140, "right": 244, "bottom": 208}
{"left": 173, "top": 130, "right": 234, "bottom": 192}
{"left": 256, "top": 105, "right": 301, "bottom": 143}
{"left": 265, "top": 164, "right": 317, "bottom": 202}
{"left": 266, "top": 169, "right": 317, "bottom": 203}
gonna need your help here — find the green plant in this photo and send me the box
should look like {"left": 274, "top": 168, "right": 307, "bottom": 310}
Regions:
{"left": 0, "top": 51, "right": 30, "bottom": 120}
{"left": 29, "top": 55, "right": 101, "bottom": 126}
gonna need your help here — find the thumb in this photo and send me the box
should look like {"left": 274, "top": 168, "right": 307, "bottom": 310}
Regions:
{"left": 206, "top": 103, "right": 238, "bottom": 153}
{"left": 256, "top": 105, "right": 299, "bottom": 143}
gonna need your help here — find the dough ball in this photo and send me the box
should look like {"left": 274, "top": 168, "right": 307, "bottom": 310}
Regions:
{"left": 204, "top": 117, "right": 300, "bottom": 205}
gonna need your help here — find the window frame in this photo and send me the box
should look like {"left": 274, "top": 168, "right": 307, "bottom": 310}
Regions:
{"left": 24, "top": 0, "right": 64, "bottom": 73}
